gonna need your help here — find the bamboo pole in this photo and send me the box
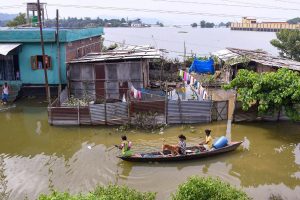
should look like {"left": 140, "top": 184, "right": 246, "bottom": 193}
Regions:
{"left": 37, "top": 0, "right": 51, "bottom": 105}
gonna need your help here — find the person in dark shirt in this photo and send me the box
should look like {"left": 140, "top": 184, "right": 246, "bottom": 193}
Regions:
{"left": 178, "top": 134, "right": 187, "bottom": 155}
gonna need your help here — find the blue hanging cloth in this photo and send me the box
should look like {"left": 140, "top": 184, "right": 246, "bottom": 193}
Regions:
{"left": 189, "top": 58, "right": 215, "bottom": 74}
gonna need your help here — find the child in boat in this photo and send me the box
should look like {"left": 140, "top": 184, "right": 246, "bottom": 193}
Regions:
{"left": 178, "top": 134, "right": 187, "bottom": 155}
{"left": 199, "top": 129, "right": 213, "bottom": 150}
{"left": 116, "top": 135, "right": 133, "bottom": 157}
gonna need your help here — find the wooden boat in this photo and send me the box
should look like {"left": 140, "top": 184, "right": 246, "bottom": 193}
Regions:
{"left": 118, "top": 141, "right": 242, "bottom": 162}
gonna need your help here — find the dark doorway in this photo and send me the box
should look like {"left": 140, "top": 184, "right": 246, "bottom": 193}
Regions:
{"left": 95, "top": 64, "right": 105, "bottom": 99}
{"left": 0, "top": 55, "right": 20, "bottom": 81}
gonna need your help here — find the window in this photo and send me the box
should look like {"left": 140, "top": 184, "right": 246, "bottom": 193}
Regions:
{"left": 31, "top": 55, "right": 52, "bottom": 70}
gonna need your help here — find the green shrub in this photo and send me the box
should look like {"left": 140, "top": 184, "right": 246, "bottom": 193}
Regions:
{"left": 38, "top": 185, "right": 156, "bottom": 200}
{"left": 172, "top": 176, "right": 250, "bottom": 200}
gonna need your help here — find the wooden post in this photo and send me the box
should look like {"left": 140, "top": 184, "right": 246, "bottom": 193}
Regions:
{"left": 165, "top": 82, "right": 168, "bottom": 124}
{"left": 37, "top": 0, "right": 51, "bottom": 105}
{"left": 183, "top": 41, "right": 186, "bottom": 69}
{"left": 77, "top": 103, "right": 80, "bottom": 125}
{"left": 56, "top": 9, "right": 62, "bottom": 104}
{"left": 104, "top": 98, "right": 107, "bottom": 125}
{"left": 127, "top": 90, "right": 131, "bottom": 125}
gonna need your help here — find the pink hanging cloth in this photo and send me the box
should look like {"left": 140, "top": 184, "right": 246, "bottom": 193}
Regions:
{"left": 138, "top": 91, "right": 142, "bottom": 100}
{"left": 183, "top": 72, "right": 187, "bottom": 81}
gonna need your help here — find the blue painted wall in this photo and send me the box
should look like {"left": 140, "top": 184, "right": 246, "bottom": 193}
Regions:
{"left": 18, "top": 42, "right": 67, "bottom": 84}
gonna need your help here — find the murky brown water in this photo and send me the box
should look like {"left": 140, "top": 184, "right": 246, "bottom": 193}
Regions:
{"left": 0, "top": 99, "right": 299, "bottom": 200}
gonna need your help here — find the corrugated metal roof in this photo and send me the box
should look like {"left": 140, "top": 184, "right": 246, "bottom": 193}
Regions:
{"left": 213, "top": 47, "right": 300, "bottom": 71}
{"left": 0, "top": 43, "right": 21, "bottom": 56}
{"left": 68, "top": 45, "right": 162, "bottom": 63}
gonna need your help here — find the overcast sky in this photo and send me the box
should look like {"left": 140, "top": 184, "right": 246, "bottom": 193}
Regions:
{"left": 1, "top": 0, "right": 300, "bottom": 24}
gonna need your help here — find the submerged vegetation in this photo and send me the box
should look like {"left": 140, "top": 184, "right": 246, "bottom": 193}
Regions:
{"left": 39, "top": 177, "right": 250, "bottom": 200}
{"left": 39, "top": 185, "right": 156, "bottom": 200}
{"left": 172, "top": 176, "right": 250, "bottom": 200}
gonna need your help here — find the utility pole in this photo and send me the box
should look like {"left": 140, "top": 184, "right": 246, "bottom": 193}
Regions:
{"left": 183, "top": 41, "right": 186, "bottom": 69}
{"left": 56, "top": 9, "right": 62, "bottom": 104}
{"left": 37, "top": 0, "right": 51, "bottom": 104}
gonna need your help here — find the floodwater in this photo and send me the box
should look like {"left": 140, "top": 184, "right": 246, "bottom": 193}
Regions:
{"left": 103, "top": 27, "right": 277, "bottom": 58}
{"left": 0, "top": 99, "right": 300, "bottom": 200}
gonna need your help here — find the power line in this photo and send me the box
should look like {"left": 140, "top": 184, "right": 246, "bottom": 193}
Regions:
{"left": 46, "top": 4, "right": 293, "bottom": 21}
{"left": 104, "top": 39, "right": 209, "bottom": 56}
{"left": 150, "top": 0, "right": 300, "bottom": 11}
{"left": 105, "top": 32, "right": 224, "bottom": 49}
{"left": 0, "top": 5, "right": 23, "bottom": 9}
{"left": 272, "top": 0, "right": 300, "bottom": 5}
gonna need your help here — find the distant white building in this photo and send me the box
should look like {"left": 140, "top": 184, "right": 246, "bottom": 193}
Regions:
{"left": 131, "top": 19, "right": 142, "bottom": 27}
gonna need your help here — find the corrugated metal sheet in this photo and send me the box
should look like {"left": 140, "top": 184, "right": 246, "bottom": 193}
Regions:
{"left": 167, "top": 100, "right": 212, "bottom": 124}
{"left": 131, "top": 100, "right": 165, "bottom": 114}
{"left": 68, "top": 45, "right": 161, "bottom": 63}
{"left": 213, "top": 47, "right": 300, "bottom": 71}
{"left": 0, "top": 43, "right": 21, "bottom": 56}
{"left": 90, "top": 102, "right": 128, "bottom": 125}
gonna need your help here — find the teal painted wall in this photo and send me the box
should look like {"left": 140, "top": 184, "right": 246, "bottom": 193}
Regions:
{"left": 18, "top": 42, "right": 67, "bottom": 84}
{"left": 0, "top": 27, "right": 104, "bottom": 85}
{"left": 0, "top": 27, "right": 104, "bottom": 42}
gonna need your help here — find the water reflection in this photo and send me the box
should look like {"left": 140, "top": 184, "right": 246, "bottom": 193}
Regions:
{"left": 36, "top": 121, "right": 42, "bottom": 135}
{"left": 0, "top": 100, "right": 299, "bottom": 200}
{"left": 242, "top": 136, "right": 250, "bottom": 151}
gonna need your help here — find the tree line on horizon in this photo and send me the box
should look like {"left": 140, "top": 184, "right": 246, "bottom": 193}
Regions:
{"left": 190, "top": 20, "right": 231, "bottom": 28}
{"left": 0, "top": 13, "right": 163, "bottom": 28}
{"left": 1, "top": 13, "right": 300, "bottom": 29}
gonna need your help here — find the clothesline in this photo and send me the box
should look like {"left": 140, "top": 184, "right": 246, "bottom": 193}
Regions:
{"left": 179, "top": 69, "right": 208, "bottom": 100}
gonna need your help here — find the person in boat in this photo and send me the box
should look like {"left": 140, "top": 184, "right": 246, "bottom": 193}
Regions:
{"left": 199, "top": 129, "right": 213, "bottom": 150}
{"left": 162, "top": 134, "right": 187, "bottom": 155}
{"left": 116, "top": 135, "right": 133, "bottom": 157}
{"left": 1, "top": 82, "right": 9, "bottom": 105}
{"left": 178, "top": 134, "right": 187, "bottom": 155}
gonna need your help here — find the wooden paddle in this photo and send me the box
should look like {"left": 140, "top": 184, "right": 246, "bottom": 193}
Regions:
{"left": 106, "top": 145, "right": 118, "bottom": 152}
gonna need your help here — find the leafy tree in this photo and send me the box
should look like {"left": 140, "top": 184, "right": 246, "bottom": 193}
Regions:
{"left": 6, "top": 13, "right": 26, "bottom": 27}
{"left": 205, "top": 22, "right": 215, "bottom": 28}
{"left": 225, "top": 22, "right": 231, "bottom": 27}
{"left": 200, "top": 20, "right": 206, "bottom": 28}
{"left": 224, "top": 68, "right": 300, "bottom": 121}
{"left": 200, "top": 20, "right": 215, "bottom": 28}
{"left": 270, "top": 29, "right": 300, "bottom": 61}
{"left": 219, "top": 22, "right": 226, "bottom": 27}
{"left": 156, "top": 21, "right": 164, "bottom": 27}
{"left": 287, "top": 17, "right": 300, "bottom": 24}
{"left": 191, "top": 22, "right": 198, "bottom": 27}
{"left": 121, "top": 18, "right": 126, "bottom": 23}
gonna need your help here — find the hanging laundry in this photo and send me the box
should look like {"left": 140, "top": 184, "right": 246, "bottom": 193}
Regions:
{"left": 197, "top": 82, "right": 201, "bottom": 90}
{"left": 202, "top": 90, "right": 208, "bottom": 100}
{"left": 130, "top": 86, "right": 135, "bottom": 97}
{"left": 179, "top": 70, "right": 184, "bottom": 78}
{"left": 122, "top": 94, "right": 126, "bottom": 102}
{"left": 199, "top": 86, "right": 205, "bottom": 98}
{"left": 134, "top": 89, "right": 138, "bottom": 99}
{"left": 190, "top": 76, "right": 194, "bottom": 85}
{"left": 193, "top": 81, "right": 198, "bottom": 89}
{"left": 137, "top": 91, "right": 142, "bottom": 100}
